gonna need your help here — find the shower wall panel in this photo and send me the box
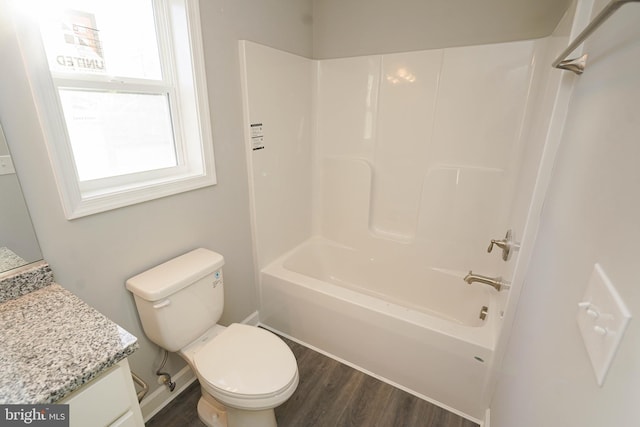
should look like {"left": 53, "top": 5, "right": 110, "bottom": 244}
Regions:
{"left": 239, "top": 41, "right": 314, "bottom": 268}
{"left": 242, "top": 39, "right": 537, "bottom": 276}
{"left": 371, "top": 51, "right": 442, "bottom": 241}
{"left": 316, "top": 40, "right": 536, "bottom": 273}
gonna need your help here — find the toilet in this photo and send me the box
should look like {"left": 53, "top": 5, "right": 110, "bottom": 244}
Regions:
{"left": 125, "top": 248, "right": 299, "bottom": 427}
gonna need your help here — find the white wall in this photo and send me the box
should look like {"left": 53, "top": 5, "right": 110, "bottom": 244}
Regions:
{"left": 312, "top": 0, "right": 572, "bottom": 59}
{"left": 239, "top": 42, "right": 314, "bottom": 270}
{"left": 490, "top": 1, "right": 640, "bottom": 426}
{"left": 0, "top": 0, "right": 312, "bottom": 406}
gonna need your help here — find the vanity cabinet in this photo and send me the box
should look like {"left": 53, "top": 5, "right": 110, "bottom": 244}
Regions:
{"left": 60, "top": 359, "right": 144, "bottom": 427}
{"left": 0, "top": 276, "right": 141, "bottom": 424}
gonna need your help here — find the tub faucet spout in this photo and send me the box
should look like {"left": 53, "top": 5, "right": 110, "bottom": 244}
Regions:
{"left": 463, "top": 271, "right": 510, "bottom": 291}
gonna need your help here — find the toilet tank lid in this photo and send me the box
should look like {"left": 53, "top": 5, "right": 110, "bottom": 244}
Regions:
{"left": 126, "top": 248, "right": 224, "bottom": 301}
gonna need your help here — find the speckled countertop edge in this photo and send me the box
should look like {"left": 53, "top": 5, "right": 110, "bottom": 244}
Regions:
{"left": 0, "top": 283, "right": 138, "bottom": 404}
{"left": 0, "top": 261, "right": 54, "bottom": 304}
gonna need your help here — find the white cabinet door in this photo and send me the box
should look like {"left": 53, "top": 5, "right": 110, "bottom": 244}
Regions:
{"left": 61, "top": 359, "right": 144, "bottom": 427}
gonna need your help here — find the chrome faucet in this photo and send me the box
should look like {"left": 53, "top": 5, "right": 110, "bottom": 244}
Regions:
{"left": 463, "top": 271, "right": 510, "bottom": 291}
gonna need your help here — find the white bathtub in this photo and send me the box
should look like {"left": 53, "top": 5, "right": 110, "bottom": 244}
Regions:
{"left": 259, "top": 238, "right": 497, "bottom": 421}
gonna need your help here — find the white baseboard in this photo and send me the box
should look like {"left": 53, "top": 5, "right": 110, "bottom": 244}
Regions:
{"left": 240, "top": 310, "right": 260, "bottom": 326}
{"left": 483, "top": 408, "right": 491, "bottom": 427}
{"left": 139, "top": 365, "right": 198, "bottom": 422}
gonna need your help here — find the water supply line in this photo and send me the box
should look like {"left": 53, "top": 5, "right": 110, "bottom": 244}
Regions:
{"left": 156, "top": 349, "right": 176, "bottom": 392}
{"left": 131, "top": 372, "right": 149, "bottom": 402}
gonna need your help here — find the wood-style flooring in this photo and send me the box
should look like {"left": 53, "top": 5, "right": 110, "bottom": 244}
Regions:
{"left": 146, "top": 335, "right": 479, "bottom": 427}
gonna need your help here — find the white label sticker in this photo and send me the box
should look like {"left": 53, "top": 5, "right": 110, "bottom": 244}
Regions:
{"left": 250, "top": 123, "right": 264, "bottom": 151}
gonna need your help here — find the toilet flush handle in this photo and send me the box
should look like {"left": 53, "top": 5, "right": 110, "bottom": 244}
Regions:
{"left": 153, "top": 299, "right": 171, "bottom": 309}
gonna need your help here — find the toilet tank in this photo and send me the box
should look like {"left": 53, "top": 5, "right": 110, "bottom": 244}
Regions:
{"left": 126, "top": 248, "right": 225, "bottom": 352}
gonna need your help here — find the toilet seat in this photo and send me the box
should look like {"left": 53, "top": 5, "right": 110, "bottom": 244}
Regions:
{"left": 194, "top": 324, "right": 299, "bottom": 410}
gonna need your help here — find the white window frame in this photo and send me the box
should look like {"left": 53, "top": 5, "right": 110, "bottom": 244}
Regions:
{"left": 12, "top": 0, "right": 216, "bottom": 219}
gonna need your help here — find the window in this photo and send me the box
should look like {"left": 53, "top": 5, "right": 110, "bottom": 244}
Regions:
{"left": 12, "top": 0, "right": 215, "bottom": 219}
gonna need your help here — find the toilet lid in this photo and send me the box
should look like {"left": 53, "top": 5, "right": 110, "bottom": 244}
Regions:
{"left": 194, "top": 324, "right": 298, "bottom": 397}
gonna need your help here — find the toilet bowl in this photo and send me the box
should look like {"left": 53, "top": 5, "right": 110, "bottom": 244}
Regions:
{"left": 125, "top": 248, "right": 299, "bottom": 427}
{"left": 180, "top": 323, "right": 299, "bottom": 427}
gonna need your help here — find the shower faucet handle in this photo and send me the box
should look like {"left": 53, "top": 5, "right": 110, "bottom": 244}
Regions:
{"left": 487, "top": 238, "right": 508, "bottom": 253}
{"left": 487, "top": 229, "right": 520, "bottom": 261}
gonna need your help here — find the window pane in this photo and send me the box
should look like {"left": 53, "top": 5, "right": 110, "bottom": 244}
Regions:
{"left": 58, "top": 90, "right": 177, "bottom": 181}
{"left": 39, "top": 0, "right": 162, "bottom": 80}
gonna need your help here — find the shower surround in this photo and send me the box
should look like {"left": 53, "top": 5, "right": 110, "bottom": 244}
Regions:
{"left": 240, "top": 15, "right": 575, "bottom": 418}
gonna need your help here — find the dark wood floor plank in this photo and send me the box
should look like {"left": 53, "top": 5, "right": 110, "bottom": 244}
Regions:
{"left": 277, "top": 353, "right": 366, "bottom": 426}
{"left": 146, "top": 335, "right": 480, "bottom": 427}
{"left": 334, "top": 373, "right": 395, "bottom": 427}
{"left": 442, "top": 411, "right": 482, "bottom": 427}
{"left": 146, "top": 380, "right": 204, "bottom": 427}
{"left": 377, "top": 387, "right": 437, "bottom": 427}
{"left": 275, "top": 346, "right": 339, "bottom": 425}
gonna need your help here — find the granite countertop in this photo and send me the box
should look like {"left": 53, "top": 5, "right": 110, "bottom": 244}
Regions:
{"left": 0, "top": 283, "right": 138, "bottom": 404}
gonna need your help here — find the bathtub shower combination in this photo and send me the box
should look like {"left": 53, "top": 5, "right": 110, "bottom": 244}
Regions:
{"left": 261, "top": 238, "right": 496, "bottom": 418}
{"left": 240, "top": 3, "right": 581, "bottom": 421}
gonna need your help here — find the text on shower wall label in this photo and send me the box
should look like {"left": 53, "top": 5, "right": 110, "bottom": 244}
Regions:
{"left": 251, "top": 122, "right": 265, "bottom": 150}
